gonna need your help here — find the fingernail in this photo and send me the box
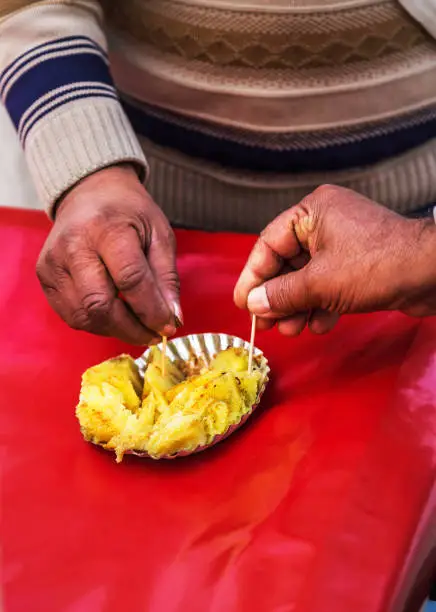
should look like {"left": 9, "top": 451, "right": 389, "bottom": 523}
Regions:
{"left": 247, "top": 286, "right": 271, "bottom": 315}
{"left": 172, "top": 301, "right": 184, "bottom": 327}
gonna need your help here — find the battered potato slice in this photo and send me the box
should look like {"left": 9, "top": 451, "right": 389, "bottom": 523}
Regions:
{"left": 211, "top": 347, "right": 249, "bottom": 373}
{"left": 76, "top": 348, "right": 263, "bottom": 461}
{"left": 76, "top": 356, "right": 142, "bottom": 444}
{"left": 81, "top": 355, "right": 142, "bottom": 413}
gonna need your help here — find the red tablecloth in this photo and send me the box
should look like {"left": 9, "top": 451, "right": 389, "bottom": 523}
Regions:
{"left": 1, "top": 207, "right": 436, "bottom": 612}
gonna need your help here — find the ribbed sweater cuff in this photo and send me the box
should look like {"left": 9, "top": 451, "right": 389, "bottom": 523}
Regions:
{"left": 0, "top": 29, "right": 147, "bottom": 216}
{"left": 25, "top": 97, "right": 148, "bottom": 216}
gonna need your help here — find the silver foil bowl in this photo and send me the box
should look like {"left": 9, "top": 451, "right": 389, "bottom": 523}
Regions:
{"left": 90, "top": 333, "right": 269, "bottom": 460}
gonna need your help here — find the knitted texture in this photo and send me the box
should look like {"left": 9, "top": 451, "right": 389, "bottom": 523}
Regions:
{"left": 1, "top": 0, "right": 436, "bottom": 228}
{"left": 105, "top": 0, "right": 427, "bottom": 68}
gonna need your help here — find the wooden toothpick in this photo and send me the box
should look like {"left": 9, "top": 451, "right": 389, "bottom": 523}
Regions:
{"left": 161, "top": 335, "right": 168, "bottom": 377}
{"left": 248, "top": 314, "right": 256, "bottom": 374}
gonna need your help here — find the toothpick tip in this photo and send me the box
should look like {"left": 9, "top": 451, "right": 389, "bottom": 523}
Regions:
{"left": 248, "top": 314, "right": 256, "bottom": 374}
{"left": 161, "top": 335, "right": 168, "bottom": 376}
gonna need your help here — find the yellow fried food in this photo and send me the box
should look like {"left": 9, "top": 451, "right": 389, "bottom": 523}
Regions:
{"left": 82, "top": 355, "right": 143, "bottom": 413}
{"left": 76, "top": 347, "right": 262, "bottom": 461}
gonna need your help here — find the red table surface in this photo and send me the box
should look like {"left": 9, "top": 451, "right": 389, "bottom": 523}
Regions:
{"left": 1, "top": 207, "right": 436, "bottom": 612}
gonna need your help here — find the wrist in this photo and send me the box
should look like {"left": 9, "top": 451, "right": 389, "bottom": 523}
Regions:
{"left": 79, "top": 163, "right": 142, "bottom": 187}
{"left": 55, "top": 163, "right": 142, "bottom": 219}
{"left": 397, "top": 217, "right": 436, "bottom": 316}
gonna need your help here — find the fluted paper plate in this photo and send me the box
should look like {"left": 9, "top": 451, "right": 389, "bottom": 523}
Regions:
{"left": 125, "top": 333, "right": 269, "bottom": 459}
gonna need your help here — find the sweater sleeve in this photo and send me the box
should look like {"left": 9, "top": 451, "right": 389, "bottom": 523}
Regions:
{"left": 0, "top": 1, "right": 147, "bottom": 216}
{"left": 399, "top": 0, "right": 436, "bottom": 39}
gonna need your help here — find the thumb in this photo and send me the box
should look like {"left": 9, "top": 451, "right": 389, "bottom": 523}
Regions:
{"left": 247, "top": 264, "right": 321, "bottom": 317}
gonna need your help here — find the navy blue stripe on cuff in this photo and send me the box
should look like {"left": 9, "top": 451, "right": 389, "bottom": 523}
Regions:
{"left": 0, "top": 39, "right": 107, "bottom": 98}
{"left": 123, "top": 101, "right": 436, "bottom": 174}
{"left": 5, "top": 52, "right": 115, "bottom": 136}
{"left": 0, "top": 36, "right": 107, "bottom": 94}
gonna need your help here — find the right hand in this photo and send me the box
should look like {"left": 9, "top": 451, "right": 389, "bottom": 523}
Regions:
{"left": 234, "top": 185, "right": 436, "bottom": 337}
{"left": 36, "top": 164, "right": 182, "bottom": 345}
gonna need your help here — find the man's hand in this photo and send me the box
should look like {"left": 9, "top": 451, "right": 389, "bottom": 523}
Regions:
{"left": 234, "top": 185, "right": 436, "bottom": 336}
{"left": 37, "top": 165, "right": 181, "bottom": 345}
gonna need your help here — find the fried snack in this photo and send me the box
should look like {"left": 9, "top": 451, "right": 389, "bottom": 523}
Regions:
{"left": 76, "top": 347, "right": 263, "bottom": 461}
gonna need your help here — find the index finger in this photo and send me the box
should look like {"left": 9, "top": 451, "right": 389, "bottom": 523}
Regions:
{"left": 69, "top": 250, "right": 159, "bottom": 345}
{"left": 234, "top": 208, "right": 302, "bottom": 309}
{"left": 100, "top": 228, "right": 175, "bottom": 336}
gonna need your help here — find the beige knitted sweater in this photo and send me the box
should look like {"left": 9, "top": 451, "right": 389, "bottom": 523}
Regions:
{"left": 1, "top": 0, "right": 436, "bottom": 231}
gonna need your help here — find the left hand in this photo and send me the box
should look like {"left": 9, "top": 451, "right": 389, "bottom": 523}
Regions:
{"left": 36, "top": 164, "right": 180, "bottom": 345}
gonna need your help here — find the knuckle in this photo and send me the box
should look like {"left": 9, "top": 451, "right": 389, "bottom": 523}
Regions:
{"left": 35, "top": 257, "right": 47, "bottom": 283}
{"left": 154, "top": 225, "right": 176, "bottom": 251}
{"left": 314, "top": 184, "right": 339, "bottom": 197}
{"left": 164, "top": 226, "right": 176, "bottom": 249}
{"left": 266, "top": 274, "right": 293, "bottom": 313}
{"left": 116, "top": 263, "right": 145, "bottom": 292}
{"left": 159, "top": 268, "right": 180, "bottom": 291}
{"left": 80, "top": 292, "right": 113, "bottom": 320}
{"left": 312, "top": 184, "right": 342, "bottom": 205}
{"left": 274, "top": 277, "right": 293, "bottom": 312}
{"left": 69, "top": 308, "right": 92, "bottom": 331}
{"left": 63, "top": 230, "right": 87, "bottom": 258}
{"left": 103, "top": 219, "right": 127, "bottom": 240}
{"left": 272, "top": 266, "right": 320, "bottom": 313}
{"left": 37, "top": 247, "right": 55, "bottom": 273}
{"left": 36, "top": 247, "right": 65, "bottom": 288}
